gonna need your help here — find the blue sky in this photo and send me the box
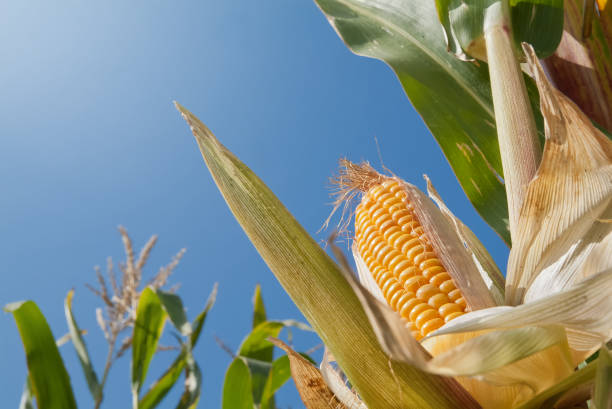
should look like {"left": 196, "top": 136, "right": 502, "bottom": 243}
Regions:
{"left": 0, "top": 1, "right": 509, "bottom": 408}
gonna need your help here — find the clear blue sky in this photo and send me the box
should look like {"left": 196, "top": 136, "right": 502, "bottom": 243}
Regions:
{"left": 0, "top": 1, "right": 509, "bottom": 408}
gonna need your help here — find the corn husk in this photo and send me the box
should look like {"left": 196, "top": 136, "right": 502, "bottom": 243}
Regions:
{"left": 269, "top": 338, "right": 347, "bottom": 409}
{"left": 177, "top": 103, "right": 480, "bottom": 409}
{"left": 505, "top": 44, "right": 612, "bottom": 306}
{"left": 341, "top": 43, "right": 612, "bottom": 408}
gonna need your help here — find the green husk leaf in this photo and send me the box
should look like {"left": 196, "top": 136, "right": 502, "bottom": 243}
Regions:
{"left": 64, "top": 290, "right": 102, "bottom": 401}
{"left": 5, "top": 301, "right": 77, "bottom": 409}
{"left": 132, "top": 287, "right": 167, "bottom": 398}
{"left": 176, "top": 103, "right": 479, "bottom": 408}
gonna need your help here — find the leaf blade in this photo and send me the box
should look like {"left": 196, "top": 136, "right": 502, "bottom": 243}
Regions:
{"left": 156, "top": 290, "right": 191, "bottom": 337}
{"left": 139, "top": 353, "right": 187, "bottom": 409}
{"left": 132, "top": 287, "right": 167, "bottom": 398}
{"left": 64, "top": 290, "right": 102, "bottom": 401}
{"left": 222, "top": 358, "right": 254, "bottom": 409}
{"left": 6, "top": 301, "right": 77, "bottom": 409}
{"left": 260, "top": 355, "right": 291, "bottom": 409}
{"left": 252, "top": 284, "right": 266, "bottom": 330}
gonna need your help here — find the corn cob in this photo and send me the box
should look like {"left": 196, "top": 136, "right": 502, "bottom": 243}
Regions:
{"left": 354, "top": 179, "right": 467, "bottom": 340}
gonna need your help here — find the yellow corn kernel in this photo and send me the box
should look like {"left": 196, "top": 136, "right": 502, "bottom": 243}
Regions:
{"left": 355, "top": 179, "right": 466, "bottom": 340}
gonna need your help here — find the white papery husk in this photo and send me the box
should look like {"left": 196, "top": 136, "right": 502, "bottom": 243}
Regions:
{"left": 346, "top": 45, "right": 612, "bottom": 409}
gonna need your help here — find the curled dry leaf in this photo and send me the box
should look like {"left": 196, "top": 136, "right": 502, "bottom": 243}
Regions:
{"left": 268, "top": 338, "right": 347, "bottom": 409}
{"left": 319, "top": 349, "right": 367, "bottom": 409}
{"left": 505, "top": 44, "right": 612, "bottom": 306}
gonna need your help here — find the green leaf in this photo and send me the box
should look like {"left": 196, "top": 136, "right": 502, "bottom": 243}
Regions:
{"left": 222, "top": 358, "right": 254, "bottom": 409}
{"left": 176, "top": 104, "right": 480, "bottom": 408}
{"left": 5, "top": 301, "right": 77, "bottom": 409}
{"left": 314, "top": 0, "right": 517, "bottom": 244}
{"left": 594, "top": 345, "right": 612, "bottom": 409}
{"left": 156, "top": 290, "right": 191, "bottom": 336}
{"left": 132, "top": 287, "right": 167, "bottom": 400}
{"left": 260, "top": 355, "right": 291, "bottom": 409}
{"left": 175, "top": 358, "right": 202, "bottom": 409}
{"left": 139, "top": 285, "right": 216, "bottom": 409}
{"left": 239, "top": 321, "right": 284, "bottom": 362}
{"left": 190, "top": 284, "right": 217, "bottom": 347}
{"left": 435, "top": 0, "right": 563, "bottom": 59}
{"left": 510, "top": 0, "right": 564, "bottom": 58}
{"left": 139, "top": 352, "right": 187, "bottom": 409}
{"left": 64, "top": 290, "right": 102, "bottom": 402}
{"left": 238, "top": 321, "right": 284, "bottom": 405}
{"left": 18, "top": 377, "right": 35, "bottom": 409}
{"left": 252, "top": 284, "right": 267, "bottom": 329}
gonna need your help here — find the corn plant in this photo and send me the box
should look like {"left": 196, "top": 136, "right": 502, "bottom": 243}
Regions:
{"left": 7, "top": 228, "right": 217, "bottom": 409}
{"left": 175, "top": 0, "right": 612, "bottom": 407}
{"left": 220, "top": 285, "right": 313, "bottom": 409}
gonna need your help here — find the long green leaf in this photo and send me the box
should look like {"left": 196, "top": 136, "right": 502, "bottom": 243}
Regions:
{"left": 222, "top": 358, "right": 254, "bottom": 409}
{"left": 18, "top": 377, "right": 35, "bottom": 409}
{"left": 139, "top": 352, "right": 187, "bottom": 409}
{"left": 175, "top": 358, "right": 202, "bottom": 409}
{"left": 5, "top": 301, "right": 77, "bottom": 409}
{"left": 252, "top": 284, "right": 267, "bottom": 329}
{"left": 260, "top": 355, "right": 291, "bottom": 409}
{"left": 594, "top": 346, "right": 612, "bottom": 409}
{"left": 238, "top": 321, "right": 284, "bottom": 405}
{"left": 64, "top": 290, "right": 102, "bottom": 402}
{"left": 239, "top": 321, "right": 284, "bottom": 363}
{"left": 132, "top": 287, "right": 167, "bottom": 402}
{"left": 156, "top": 290, "right": 191, "bottom": 336}
{"left": 190, "top": 284, "right": 217, "bottom": 347}
{"left": 176, "top": 104, "right": 479, "bottom": 408}
{"left": 313, "top": 0, "right": 548, "bottom": 244}
{"left": 139, "top": 286, "right": 216, "bottom": 409}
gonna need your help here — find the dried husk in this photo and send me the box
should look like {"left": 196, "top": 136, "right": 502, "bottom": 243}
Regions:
{"left": 269, "top": 338, "right": 348, "bottom": 409}
{"left": 505, "top": 44, "right": 612, "bottom": 306}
